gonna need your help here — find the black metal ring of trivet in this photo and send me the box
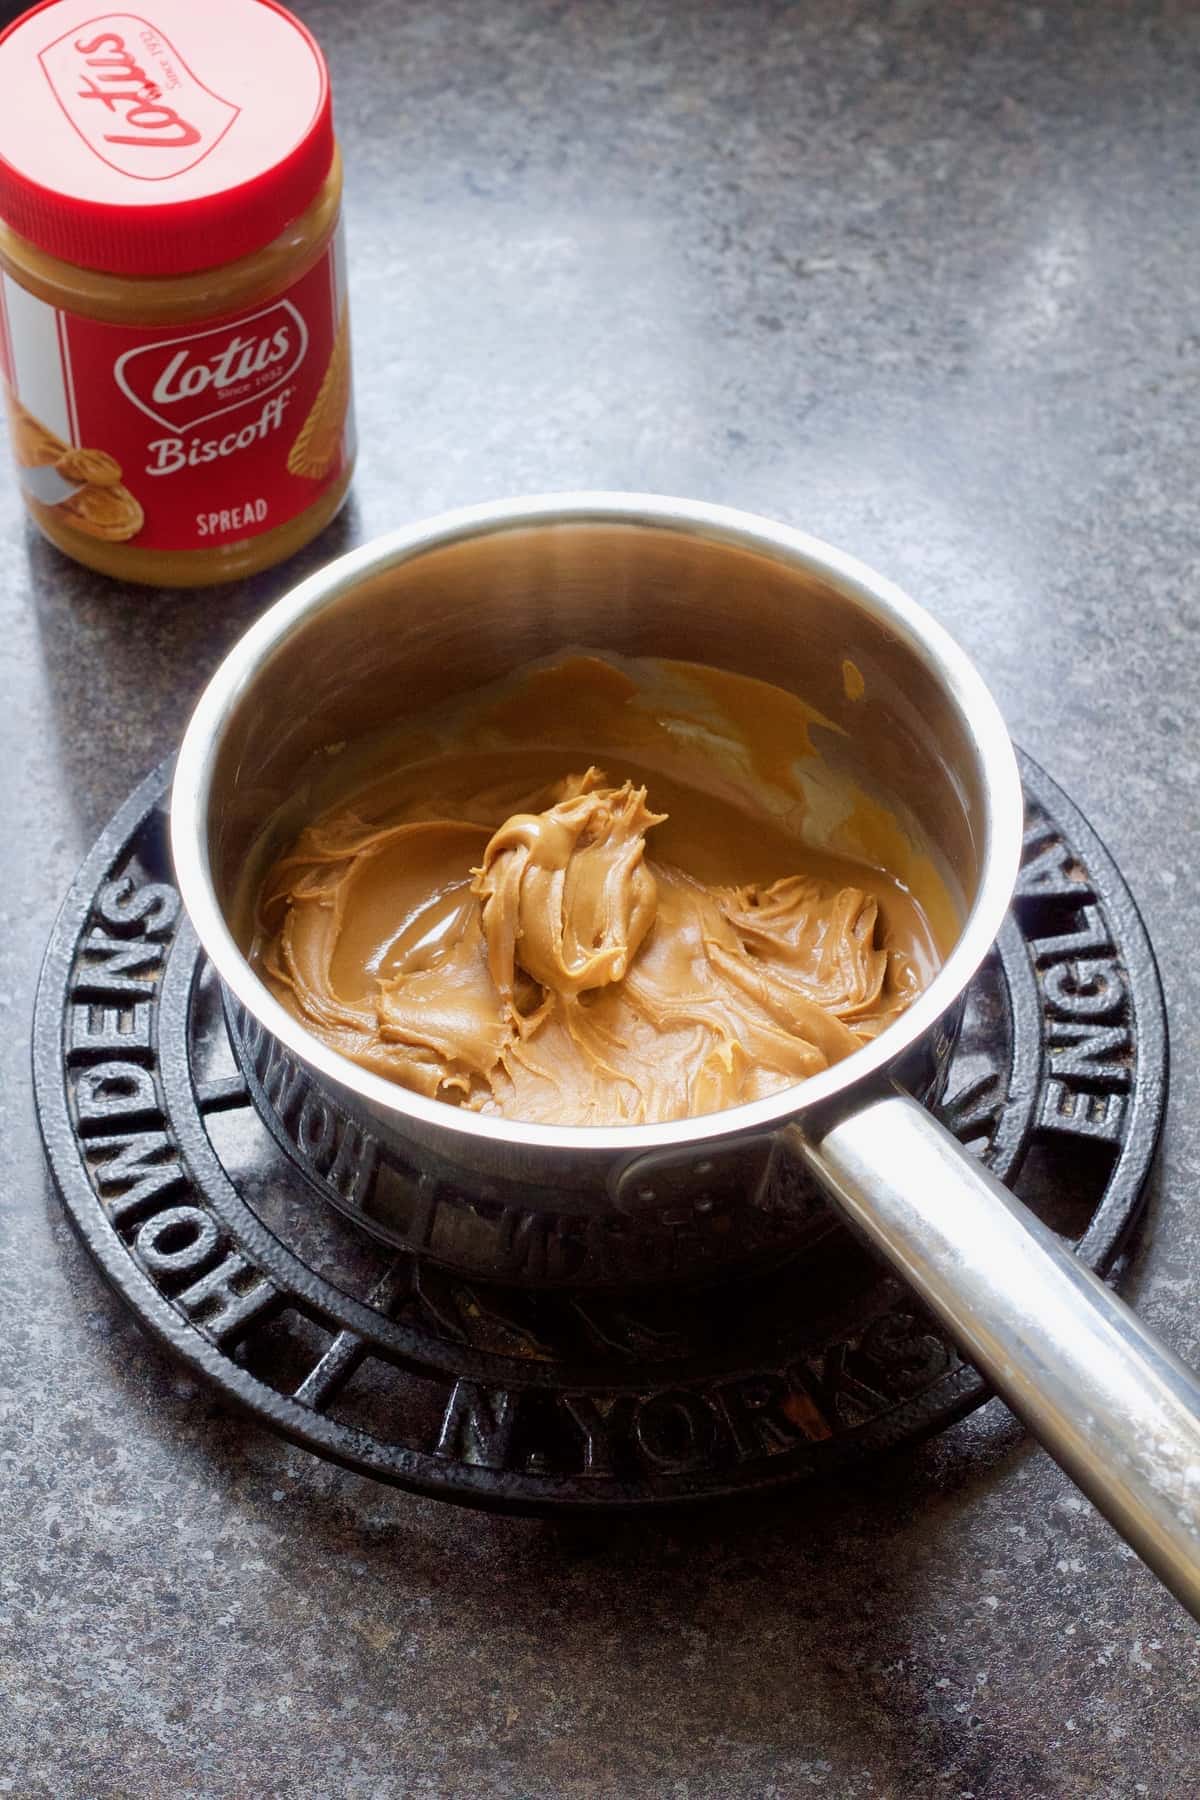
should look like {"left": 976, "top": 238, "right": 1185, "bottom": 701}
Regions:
{"left": 32, "top": 752, "right": 1168, "bottom": 1513}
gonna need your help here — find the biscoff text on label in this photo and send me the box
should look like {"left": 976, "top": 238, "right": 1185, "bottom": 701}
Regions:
{"left": 145, "top": 390, "right": 293, "bottom": 474}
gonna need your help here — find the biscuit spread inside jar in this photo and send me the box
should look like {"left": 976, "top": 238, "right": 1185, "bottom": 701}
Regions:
{"left": 243, "top": 654, "right": 956, "bottom": 1127}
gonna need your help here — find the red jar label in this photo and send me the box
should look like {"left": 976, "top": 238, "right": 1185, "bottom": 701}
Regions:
{"left": 0, "top": 224, "right": 353, "bottom": 553}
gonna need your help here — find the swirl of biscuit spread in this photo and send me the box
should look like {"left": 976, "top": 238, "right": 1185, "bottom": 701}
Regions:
{"left": 255, "top": 763, "right": 928, "bottom": 1127}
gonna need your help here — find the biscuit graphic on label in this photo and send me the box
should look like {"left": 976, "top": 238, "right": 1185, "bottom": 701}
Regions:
{"left": 4, "top": 385, "right": 69, "bottom": 468}
{"left": 3, "top": 384, "right": 140, "bottom": 539}
{"left": 55, "top": 446, "right": 123, "bottom": 486}
{"left": 64, "top": 481, "right": 144, "bottom": 543}
{"left": 287, "top": 303, "right": 350, "bottom": 480}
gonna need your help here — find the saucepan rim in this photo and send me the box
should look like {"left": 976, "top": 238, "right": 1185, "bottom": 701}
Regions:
{"left": 170, "top": 491, "right": 1025, "bottom": 1157}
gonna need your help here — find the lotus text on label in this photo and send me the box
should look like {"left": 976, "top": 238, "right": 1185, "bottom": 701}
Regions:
{"left": 38, "top": 15, "right": 240, "bottom": 180}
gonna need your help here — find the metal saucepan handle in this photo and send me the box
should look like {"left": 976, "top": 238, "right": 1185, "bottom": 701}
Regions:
{"left": 787, "top": 1089, "right": 1200, "bottom": 1619}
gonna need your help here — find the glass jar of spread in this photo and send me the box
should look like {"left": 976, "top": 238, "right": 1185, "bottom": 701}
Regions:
{"left": 0, "top": 0, "right": 355, "bottom": 586}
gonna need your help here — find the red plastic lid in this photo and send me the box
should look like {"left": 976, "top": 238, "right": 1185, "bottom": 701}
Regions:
{"left": 0, "top": 0, "right": 333, "bottom": 277}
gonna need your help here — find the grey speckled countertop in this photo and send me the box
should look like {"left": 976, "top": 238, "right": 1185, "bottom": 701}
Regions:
{"left": 3, "top": 2, "right": 1200, "bottom": 1795}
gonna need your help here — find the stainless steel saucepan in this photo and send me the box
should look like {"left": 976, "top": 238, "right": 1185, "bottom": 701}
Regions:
{"left": 171, "top": 493, "right": 1200, "bottom": 1616}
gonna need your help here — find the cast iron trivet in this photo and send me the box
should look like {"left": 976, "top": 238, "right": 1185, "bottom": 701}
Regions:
{"left": 33, "top": 753, "right": 1166, "bottom": 1512}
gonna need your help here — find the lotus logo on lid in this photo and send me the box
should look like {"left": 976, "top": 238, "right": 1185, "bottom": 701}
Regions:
{"left": 38, "top": 13, "right": 240, "bottom": 181}
{"left": 114, "top": 301, "right": 309, "bottom": 432}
